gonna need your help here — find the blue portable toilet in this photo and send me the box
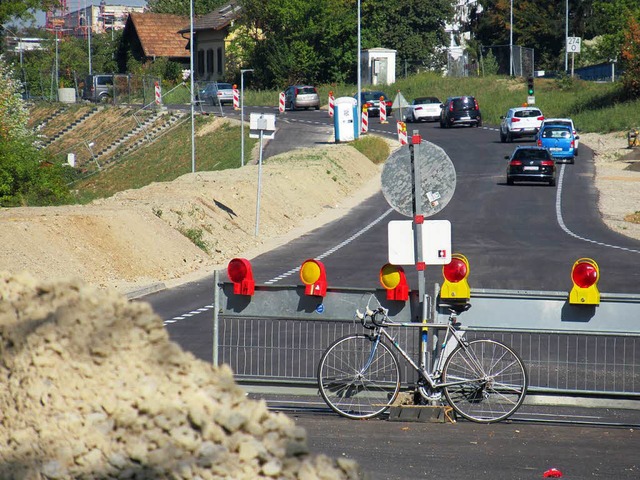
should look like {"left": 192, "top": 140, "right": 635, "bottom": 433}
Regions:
{"left": 334, "top": 97, "right": 359, "bottom": 142}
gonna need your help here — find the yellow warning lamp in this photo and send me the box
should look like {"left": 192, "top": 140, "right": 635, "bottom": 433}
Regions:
{"left": 569, "top": 258, "right": 600, "bottom": 305}
{"left": 379, "top": 263, "right": 409, "bottom": 301}
{"left": 227, "top": 258, "right": 255, "bottom": 296}
{"left": 440, "top": 253, "right": 470, "bottom": 301}
{"left": 300, "top": 259, "right": 327, "bottom": 297}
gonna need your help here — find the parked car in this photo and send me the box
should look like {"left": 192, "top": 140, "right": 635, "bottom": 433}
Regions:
{"left": 405, "top": 96, "right": 441, "bottom": 122}
{"left": 196, "top": 82, "right": 234, "bottom": 106}
{"left": 499, "top": 106, "right": 544, "bottom": 143}
{"left": 284, "top": 85, "right": 320, "bottom": 110}
{"left": 354, "top": 91, "right": 392, "bottom": 117}
{"left": 505, "top": 146, "right": 557, "bottom": 186}
{"left": 439, "top": 96, "right": 482, "bottom": 128}
{"left": 82, "top": 74, "right": 114, "bottom": 103}
{"left": 541, "top": 117, "right": 579, "bottom": 154}
{"left": 536, "top": 123, "right": 578, "bottom": 164}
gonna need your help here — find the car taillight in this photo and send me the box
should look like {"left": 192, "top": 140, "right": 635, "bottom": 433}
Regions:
{"left": 474, "top": 99, "right": 479, "bottom": 110}
{"left": 541, "top": 160, "right": 555, "bottom": 166}
{"left": 510, "top": 159, "right": 523, "bottom": 166}
{"left": 449, "top": 103, "right": 453, "bottom": 111}
{"left": 537, "top": 116, "right": 545, "bottom": 121}
{"left": 386, "top": 101, "right": 392, "bottom": 106}
{"left": 511, "top": 117, "right": 520, "bottom": 122}
{"left": 537, "top": 139, "right": 542, "bottom": 147}
{"left": 415, "top": 106, "right": 423, "bottom": 111}
{"left": 367, "top": 101, "right": 375, "bottom": 107}
{"left": 294, "top": 87, "right": 299, "bottom": 95}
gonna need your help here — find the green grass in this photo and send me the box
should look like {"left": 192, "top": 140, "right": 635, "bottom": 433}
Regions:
{"left": 72, "top": 116, "right": 256, "bottom": 203}
{"left": 352, "top": 135, "right": 390, "bottom": 165}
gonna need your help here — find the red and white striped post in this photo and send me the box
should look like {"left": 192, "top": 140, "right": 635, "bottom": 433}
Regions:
{"left": 397, "top": 121, "right": 407, "bottom": 145}
{"left": 278, "top": 92, "right": 285, "bottom": 113}
{"left": 154, "top": 81, "right": 161, "bottom": 105}
{"left": 361, "top": 105, "right": 369, "bottom": 134}
{"left": 328, "top": 91, "right": 335, "bottom": 117}
{"left": 233, "top": 84, "right": 239, "bottom": 110}
{"left": 379, "top": 96, "right": 388, "bottom": 124}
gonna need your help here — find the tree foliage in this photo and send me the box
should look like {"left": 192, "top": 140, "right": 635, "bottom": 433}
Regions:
{"left": 621, "top": 16, "right": 640, "bottom": 98}
{"left": 0, "top": 56, "right": 70, "bottom": 206}
{"left": 146, "top": 0, "right": 228, "bottom": 16}
{"left": 238, "top": 0, "right": 453, "bottom": 88}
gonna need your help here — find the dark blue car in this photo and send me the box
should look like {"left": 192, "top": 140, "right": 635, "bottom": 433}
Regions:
{"left": 536, "top": 124, "right": 577, "bottom": 164}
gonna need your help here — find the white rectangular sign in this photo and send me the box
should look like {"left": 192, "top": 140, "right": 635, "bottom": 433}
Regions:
{"left": 387, "top": 220, "right": 452, "bottom": 265}
{"left": 567, "top": 37, "right": 581, "bottom": 54}
{"left": 250, "top": 113, "right": 276, "bottom": 139}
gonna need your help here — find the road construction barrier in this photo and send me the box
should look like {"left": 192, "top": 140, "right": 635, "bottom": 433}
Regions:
{"left": 361, "top": 105, "right": 369, "bottom": 134}
{"left": 328, "top": 92, "right": 335, "bottom": 117}
{"left": 154, "top": 81, "right": 161, "bottom": 105}
{"left": 233, "top": 84, "right": 239, "bottom": 110}
{"left": 397, "top": 121, "right": 407, "bottom": 145}
{"left": 279, "top": 92, "right": 285, "bottom": 113}
{"left": 380, "top": 96, "right": 388, "bottom": 124}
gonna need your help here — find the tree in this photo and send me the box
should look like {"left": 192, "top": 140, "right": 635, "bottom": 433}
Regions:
{"left": 621, "top": 16, "right": 640, "bottom": 98}
{"left": 146, "top": 0, "right": 228, "bottom": 16}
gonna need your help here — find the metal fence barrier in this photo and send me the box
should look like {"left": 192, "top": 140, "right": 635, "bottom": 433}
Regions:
{"left": 214, "top": 275, "right": 640, "bottom": 401}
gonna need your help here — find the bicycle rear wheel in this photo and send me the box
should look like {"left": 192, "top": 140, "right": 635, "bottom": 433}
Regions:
{"left": 317, "top": 334, "right": 401, "bottom": 419}
{"left": 442, "top": 339, "right": 528, "bottom": 423}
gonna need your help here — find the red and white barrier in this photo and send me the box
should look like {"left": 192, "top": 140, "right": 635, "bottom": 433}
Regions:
{"left": 361, "top": 105, "right": 369, "bottom": 134}
{"left": 154, "top": 81, "right": 161, "bottom": 105}
{"left": 233, "top": 84, "right": 239, "bottom": 110}
{"left": 279, "top": 91, "right": 285, "bottom": 113}
{"left": 379, "top": 96, "right": 387, "bottom": 124}
{"left": 328, "top": 91, "right": 335, "bottom": 117}
{"left": 397, "top": 121, "right": 407, "bottom": 145}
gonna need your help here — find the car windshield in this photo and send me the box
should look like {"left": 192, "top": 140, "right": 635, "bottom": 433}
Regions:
{"left": 298, "top": 87, "right": 317, "bottom": 95}
{"left": 542, "top": 127, "right": 571, "bottom": 139}
{"left": 452, "top": 97, "right": 474, "bottom": 108}
{"left": 217, "top": 83, "right": 233, "bottom": 90}
{"left": 362, "top": 92, "right": 385, "bottom": 101}
{"left": 415, "top": 97, "right": 440, "bottom": 104}
{"left": 515, "top": 149, "right": 551, "bottom": 161}
{"left": 514, "top": 109, "right": 542, "bottom": 118}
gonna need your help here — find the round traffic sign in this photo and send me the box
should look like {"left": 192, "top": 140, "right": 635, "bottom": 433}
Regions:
{"left": 381, "top": 141, "right": 457, "bottom": 217}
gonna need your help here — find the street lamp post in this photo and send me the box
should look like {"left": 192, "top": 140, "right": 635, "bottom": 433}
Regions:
{"left": 565, "top": 0, "right": 569, "bottom": 72}
{"left": 190, "top": 0, "right": 196, "bottom": 173}
{"left": 509, "top": 0, "right": 513, "bottom": 76}
{"left": 240, "top": 68, "right": 254, "bottom": 168}
{"left": 357, "top": 0, "right": 361, "bottom": 134}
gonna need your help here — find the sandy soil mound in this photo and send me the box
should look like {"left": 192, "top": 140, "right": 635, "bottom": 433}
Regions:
{"left": 0, "top": 272, "right": 364, "bottom": 479}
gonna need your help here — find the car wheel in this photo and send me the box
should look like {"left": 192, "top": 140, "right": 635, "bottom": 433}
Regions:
{"left": 575, "top": 149, "right": 579, "bottom": 156}
{"left": 500, "top": 131, "right": 506, "bottom": 143}
{"left": 507, "top": 132, "right": 513, "bottom": 143}
{"left": 549, "top": 178, "right": 556, "bottom": 186}
{"left": 440, "top": 121, "right": 446, "bottom": 128}
{"left": 569, "top": 157, "right": 575, "bottom": 164}
{"left": 290, "top": 101, "right": 295, "bottom": 111}
{"left": 507, "top": 177, "right": 514, "bottom": 185}
{"left": 477, "top": 118, "right": 482, "bottom": 127}
{"left": 209, "top": 97, "right": 216, "bottom": 106}
{"left": 315, "top": 105, "right": 320, "bottom": 110}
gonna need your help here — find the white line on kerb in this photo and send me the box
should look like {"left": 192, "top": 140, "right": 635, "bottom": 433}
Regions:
{"left": 556, "top": 163, "right": 640, "bottom": 254}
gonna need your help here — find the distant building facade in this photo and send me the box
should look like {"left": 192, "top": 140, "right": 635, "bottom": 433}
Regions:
{"left": 60, "top": 1, "right": 145, "bottom": 37}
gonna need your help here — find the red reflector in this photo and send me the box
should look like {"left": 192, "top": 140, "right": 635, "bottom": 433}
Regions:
{"left": 443, "top": 258, "right": 467, "bottom": 283}
{"left": 572, "top": 262, "right": 598, "bottom": 288}
{"left": 510, "top": 159, "right": 523, "bottom": 166}
{"left": 474, "top": 99, "right": 479, "bottom": 110}
{"left": 571, "top": 140, "right": 575, "bottom": 148}
{"left": 227, "top": 260, "right": 247, "bottom": 282}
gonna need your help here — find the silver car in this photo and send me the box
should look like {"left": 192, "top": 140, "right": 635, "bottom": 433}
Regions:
{"left": 197, "top": 82, "right": 234, "bottom": 106}
{"left": 284, "top": 85, "right": 320, "bottom": 110}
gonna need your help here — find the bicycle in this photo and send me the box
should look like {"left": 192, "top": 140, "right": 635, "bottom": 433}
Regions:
{"left": 317, "top": 295, "right": 528, "bottom": 423}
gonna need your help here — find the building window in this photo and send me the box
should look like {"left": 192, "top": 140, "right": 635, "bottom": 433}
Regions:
{"left": 206, "top": 49, "right": 214, "bottom": 75}
{"left": 197, "top": 50, "right": 205, "bottom": 75}
{"left": 217, "top": 47, "right": 223, "bottom": 75}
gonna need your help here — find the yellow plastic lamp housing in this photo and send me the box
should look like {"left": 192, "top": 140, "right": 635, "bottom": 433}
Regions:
{"left": 379, "top": 263, "right": 409, "bottom": 301}
{"left": 300, "top": 259, "right": 327, "bottom": 297}
{"left": 440, "top": 253, "right": 470, "bottom": 301}
{"left": 569, "top": 258, "right": 600, "bottom": 305}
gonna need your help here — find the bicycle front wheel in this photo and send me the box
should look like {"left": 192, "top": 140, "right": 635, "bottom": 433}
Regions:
{"left": 442, "top": 339, "right": 528, "bottom": 423}
{"left": 317, "top": 334, "right": 401, "bottom": 419}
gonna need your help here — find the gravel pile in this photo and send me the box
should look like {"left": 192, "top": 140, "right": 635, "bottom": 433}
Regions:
{"left": 0, "top": 272, "right": 364, "bottom": 479}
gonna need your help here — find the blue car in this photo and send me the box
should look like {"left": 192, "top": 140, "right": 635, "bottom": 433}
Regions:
{"left": 536, "top": 124, "right": 578, "bottom": 164}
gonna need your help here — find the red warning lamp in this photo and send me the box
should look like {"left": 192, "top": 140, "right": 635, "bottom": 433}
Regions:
{"left": 441, "top": 253, "right": 470, "bottom": 300}
{"left": 300, "top": 259, "right": 327, "bottom": 297}
{"left": 379, "top": 263, "right": 409, "bottom": 301}
{"left": 569, "top": 258, "right": 600, "bottom": 305}
{"left": 227, "top": 258, "right": 255, "bottom": 296}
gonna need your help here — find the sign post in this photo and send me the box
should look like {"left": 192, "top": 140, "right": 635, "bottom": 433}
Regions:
{"left": 567, "top": 37, "right": 581, "bottom": 77}
{"left": 249, "top": 113, "right": 276, "bottom": 236}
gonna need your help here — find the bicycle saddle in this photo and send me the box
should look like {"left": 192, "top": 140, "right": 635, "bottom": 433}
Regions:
{"left": 439, "top": 302, "right": 471, "bottom": 314}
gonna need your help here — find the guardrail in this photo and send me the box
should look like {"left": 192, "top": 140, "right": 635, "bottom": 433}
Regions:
{"left": 214, "top": 272, "right": 640, "bottom": 402}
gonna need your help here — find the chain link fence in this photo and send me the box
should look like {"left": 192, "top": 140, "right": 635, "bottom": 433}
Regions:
{"left": 443, "top": 45, "right": 534, "bottom": 78}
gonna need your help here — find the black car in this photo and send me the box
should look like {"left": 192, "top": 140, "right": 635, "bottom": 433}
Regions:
{"left": 354, "top": 90, "right": 392, "bottom": 117}
{"left": 505, "top": 146, "right": 556, "bottom": 186}
{"left": 439, "top": 96, "right": 482, "bottom": 128}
